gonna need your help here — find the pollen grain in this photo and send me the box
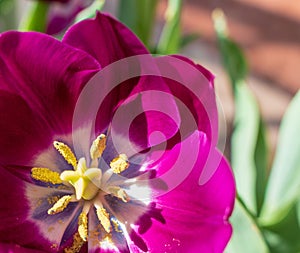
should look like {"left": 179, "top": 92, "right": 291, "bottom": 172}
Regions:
{"left": 31, "top": 167, "right": 62, "bottom": 184}
{"left": 48, "top": 195, "right": 72, "bottom": 215}
{"left": 96, "top": 207, "right": 112, "bottom": 233}
{"left": 64, "top": 232, "right": 85, "bottom": 253}
{"left": 90, "top": 134, "right": 107, "bottom": 160}
{"left": 78, "top": 212, "right": 88, "bottom": 242}
{"left": 110, "top": 154, "right": 129, "bottom": 174}
{"left": 53, "top": 141, "right": 77, "bottom": 169}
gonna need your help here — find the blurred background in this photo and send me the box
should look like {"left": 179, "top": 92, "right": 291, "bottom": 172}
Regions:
{"left": 156, "top": 0, "right": 298, "bottom": 162}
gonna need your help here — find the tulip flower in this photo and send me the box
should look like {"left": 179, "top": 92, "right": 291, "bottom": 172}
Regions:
{"left": 0, "top": 12, "right": 235, "bottom": 252}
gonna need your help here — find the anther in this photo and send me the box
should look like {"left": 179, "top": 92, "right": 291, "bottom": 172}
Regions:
{"left": 90, "top": 134, "right": 107, "bottom": 160}
{"left": 31, "top": 167, "right": 62, "bottom": 184}
{"left": 96, "top": 206, "right": 112, "bottom": 233}
{"left": 47, "top": 195, "right": 72, "bottom": 215}
{"left": 78, "top": 212, "right": 88, "bottom": 241}
{"left": 53, "top": 141, "right": 77, "bottom": 169}
{"left": 110, "top": 154, "right": 129, "bottom": 174}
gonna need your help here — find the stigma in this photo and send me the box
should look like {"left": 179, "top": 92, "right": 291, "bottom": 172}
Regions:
{"left": 31, "top": 134, "right": 131, "bottom": 250}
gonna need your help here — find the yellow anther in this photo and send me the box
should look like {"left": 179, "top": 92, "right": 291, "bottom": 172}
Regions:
{"left": 110, "top": 154, "right": 129, "bottom": 174}
{"left": 90, "top": 134, "right": 107, "bottom": 160}
{"left": 108, "top": 186, "right": 130, "bottom": 203}
{"left": 78, "top": 212, "right": 88, "bottom": 242}
{"left": 117, "top": 189, "right": 130, "bottom": 203}
{"left": 53, "top": 141, "right": 77, "bottom": 169}
{"left": 96, "top": 207, "right": 111, "bottom": 233}
{"left": 111, "top": 218, "right": 122, "bottom": 233}
{"left": 31, "top": 167, "right": 62, "bottom": 184}
{"left": 64, "top": 232, "right": 85, "bottom": 253}
{"left": 47, "top": 195, "right": 72, "bottom": 215}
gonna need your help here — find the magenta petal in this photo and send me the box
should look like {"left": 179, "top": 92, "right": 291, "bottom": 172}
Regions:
{"left": 154, "top": 55, "right": 218, "bottom": 146}
{"left": 63, "top": 12, "right": 148, "bottom": 67}
{"left": 172, "top": 55, "right": 215, "bottom": 85}
{"left": 0, "top": 91, "right": 51, "bottom": 166}
{"left": 0, "top": 165, "right": 80, "bottom": 252}
{"left": 46, "top": 0, "right": 93, "bottom": 35}
{"left": 0, "top": 243, "right": 45, "bottom": 253}
{"left": 0, "top": 168, "right": 52, "bottom": 251}
{"left": 107, "top": 76, "right": 181, "bottom": 154}
{"left": 0, "top": 31, "right": 99, "bottom": 136}
{"left": 140, "top": 131, "right": 235, "bottom": 252}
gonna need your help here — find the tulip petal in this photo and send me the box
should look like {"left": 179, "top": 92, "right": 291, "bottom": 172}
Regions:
{"left": 0, "top": 243, "right": 45, "bottom": 253}
{"left": 0, "top": 166, "right": 78, "bottom": 252}
{"left": 88, "top": 208, "right": 130, "bottom": 253}
{"left": 0, "top": 31, "right": 99, "bottom": 165}
{"left": 155, "top": 55, "right": 218, "bottom": 146}
{"left": 0, "top": 31, "right": 100, "bottom": 137}
{"left": 138, "top": 131, "right": 235, "bottom": 252}
{"left": 63, "top": 12, "right": 148, "bottom": 67}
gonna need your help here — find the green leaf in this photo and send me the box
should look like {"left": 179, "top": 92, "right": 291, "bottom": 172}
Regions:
{"left": 75, "top": 0, "right": 105, "bottom": 22}
{"left": 260, "top": 91, "right": 300, "bottom": 224}
{"left": 263, "top": 203, "right": 300, "bottom": 253}
{"left": 179, "top": 33, "right": 200, "bottom": 49}
{"left": 118, "top": 0, "right": 158, "bottom": 49}
{"left": 226, "top": 199, "right": 270, "bottom": 253}
{"left": 19, "top": 1, "right": 49, "bottom": 32}
{"left": 231, "top": 83, "right": 268, "bottom": 215}
{"left": 255, "top": 119, "right": 268, "bottom": 214}
{"left": 118, "top": 0, "right": 138, "bottom": 31}
{"left": 156, "top": 0, "right": 182, "bottom": 54}
{"left": 213, "top": 9, "right": 268, "bottom": 216}
{"left": 0, "top": 0, "right": 16, "bottom": 32}
{"left": 213, "top": 9, "right": 248, "bottom": 86}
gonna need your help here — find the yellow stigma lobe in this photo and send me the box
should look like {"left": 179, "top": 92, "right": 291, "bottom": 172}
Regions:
{"left": 31, "top": 167, "right": 62, "bottom": 184}
{"left": 96, "top": 207, "right": 111, "bottom": 233}
{"left": 90, "top": 134, "right": 107, "bottom": 160}
{"left": 53, "top": 141, "right": 77, "bottom": 169}
{"left": 110, "top": 154, "right": 129, "bottom": 174}
{"left": 48, "top": 195, "right": 72, "bottom": 215}
{"left": 78, "top": 212, "right": 88, "bottom": 241}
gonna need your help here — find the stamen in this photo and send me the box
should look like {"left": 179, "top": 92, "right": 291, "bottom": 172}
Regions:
{"left": 64, "top": 232, "right": 85, "bottom": 253}
{"left": 53, "top": 141, "right": 77, "bottom": 169}
{"left": 96, "top": 206, "right": 111, "bottom": 233}
{"left": 111, "top": 218, "right": 122, "bottom": 233}
{"left": 78, "top": 212, "right": 88, "bottom": 241}
{"left": 48, "top": 195, "right": 72, "bottom": 215}
{"left": 90, "top": 134, "right": 107, "bottom": 160}
{"left": 117, "top": 189, "right": 130, "bottom": 203}
{"left": 110, "top": 154, "right": 129, "bottom": 174}
{"left": 108, "top": 186, "right": 130, "bottom": 203}
{"left": 31, "top": 167, "right": 62, "bottom": 184}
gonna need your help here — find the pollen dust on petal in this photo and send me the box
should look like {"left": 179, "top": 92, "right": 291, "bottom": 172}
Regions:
{"left": 64, "top": 232, "right": 85, "bottom": 253}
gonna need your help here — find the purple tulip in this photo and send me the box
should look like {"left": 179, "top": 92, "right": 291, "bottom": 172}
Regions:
{"left": 46, "top": 0, "right": 93, "bottom": 35}
{"left": 0, "top": 12, "right": 235, "bottom": 253}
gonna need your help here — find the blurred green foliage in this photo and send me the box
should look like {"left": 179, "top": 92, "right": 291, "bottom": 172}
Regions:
{"left": 214, "top": 8, "right": 300, "bottom": 253}
{"left": 0, "top": 0, "right": 16, "bottom": 32}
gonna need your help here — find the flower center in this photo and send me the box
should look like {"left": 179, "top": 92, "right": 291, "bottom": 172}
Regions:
{"left": 31, "top": 134, "right": 131, "bottom": 250}
{"left": 60, "top": 157, "right": 102, "bottom": 201}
